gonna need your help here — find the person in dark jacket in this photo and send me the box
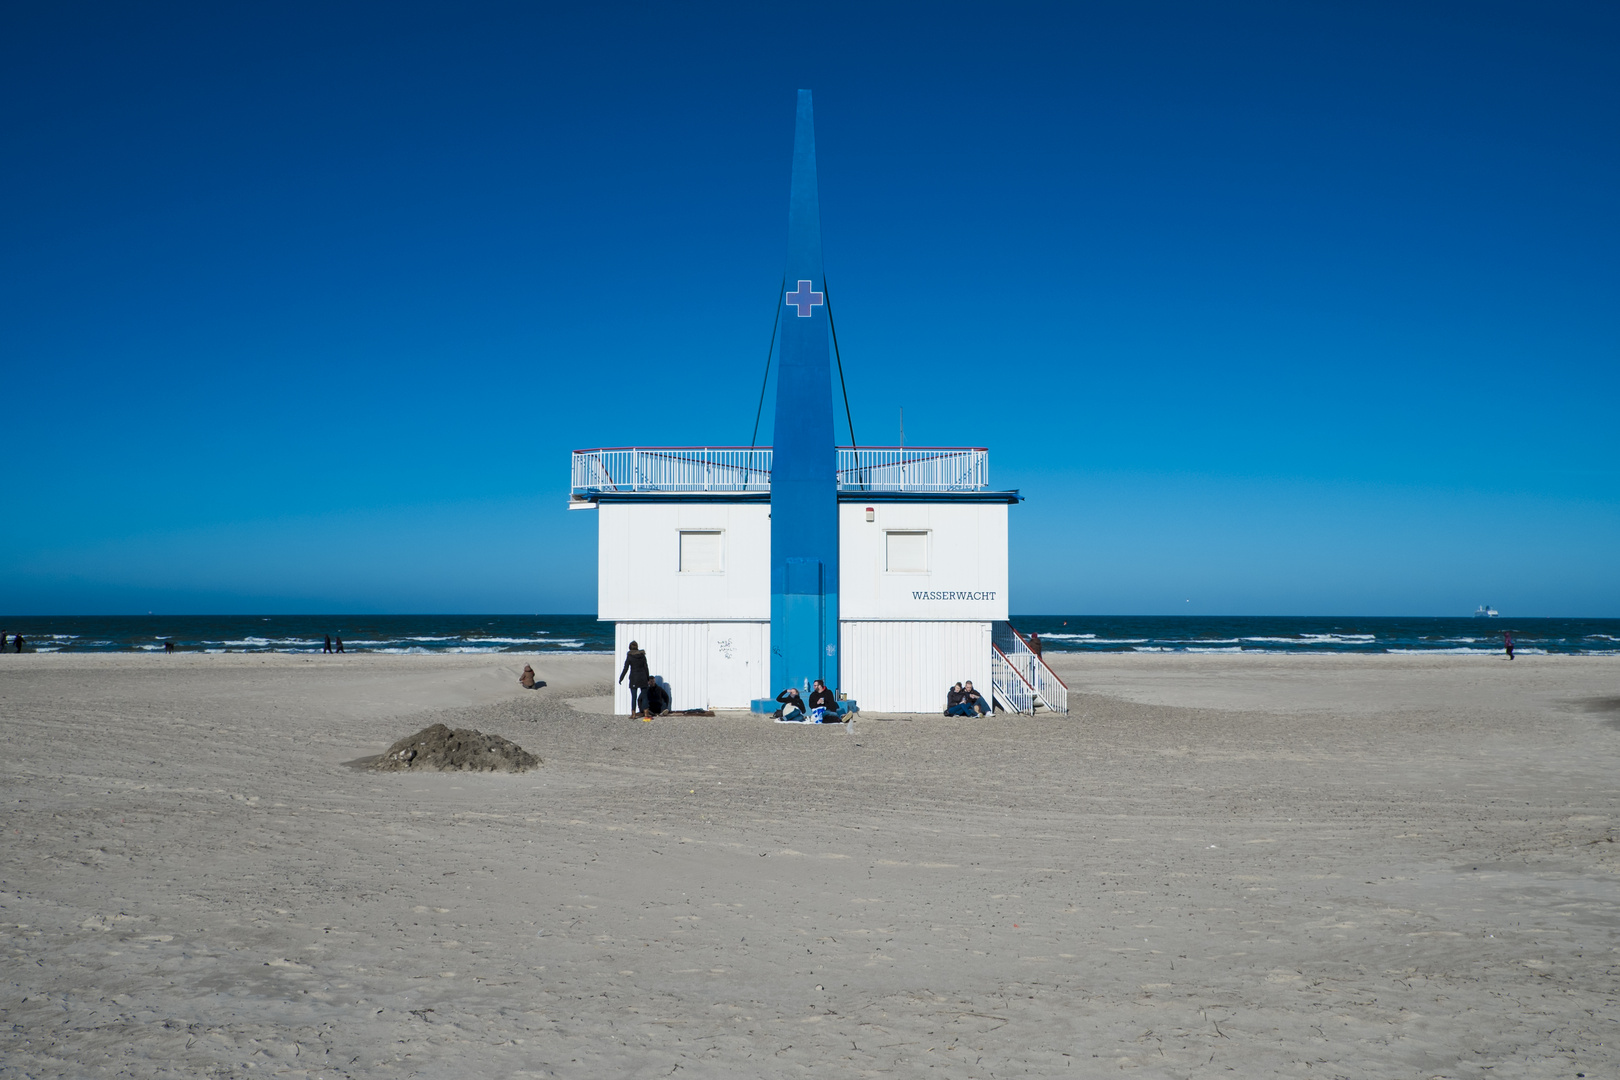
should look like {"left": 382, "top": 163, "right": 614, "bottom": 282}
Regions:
{"left": 774, "top": 687, "right": 806, "bottom": 720}
{"left": 619, "top": 641, "right": 651, "bottom": 714}
{"left": 807, "top": 679, "right": 842, "bottom": 720}
{"left": 962, "top": 681, "right": 990, "bottom": 715}
{"left": 1028, "top": 632, "right": 1042, "bottom": 658}
{"left": 640, "top": 679, "right": 670, "bottom": 718}
{"left": 13, "top": 634, "right": 24, "bottom": 654}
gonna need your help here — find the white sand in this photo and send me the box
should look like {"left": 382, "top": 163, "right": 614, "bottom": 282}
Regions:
{"left": 2, "top": 650, "right": 1617, "bottom": 1077}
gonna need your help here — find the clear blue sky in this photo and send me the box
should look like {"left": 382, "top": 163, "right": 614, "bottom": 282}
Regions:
{"left": 3, "top": 1, "right": 1616, "bottom": 616}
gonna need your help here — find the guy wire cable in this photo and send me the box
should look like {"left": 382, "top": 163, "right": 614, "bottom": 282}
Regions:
{"left": 749, "top": 277, "right": 786, "bottom": 449}
{"left": 824, "top": 279, "right": 857, "bottom": 449}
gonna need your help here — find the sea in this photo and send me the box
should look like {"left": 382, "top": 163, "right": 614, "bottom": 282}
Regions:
{"left": 1, "top": 615, "right": 1617, "bottom": 656}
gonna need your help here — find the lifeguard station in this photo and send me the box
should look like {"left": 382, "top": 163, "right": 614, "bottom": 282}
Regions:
{"left": 569, "top": 92, "right": 1065, "bottom": 716}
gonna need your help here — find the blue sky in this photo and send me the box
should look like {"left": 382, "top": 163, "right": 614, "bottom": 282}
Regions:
{"left": 3, "top": 1, "right": 1616, "bottom": 616}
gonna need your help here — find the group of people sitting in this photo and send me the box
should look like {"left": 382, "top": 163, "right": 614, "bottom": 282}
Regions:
{"left": 944, "top": 681, "right": 990, "bottom": 716}
{"left": 772, "top": 679, "right": 846, "bottom": 723}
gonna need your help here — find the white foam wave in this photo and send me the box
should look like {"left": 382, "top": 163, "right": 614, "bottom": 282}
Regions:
{"left": 1040, "top": 633, "right": 1096, "bottom": 640}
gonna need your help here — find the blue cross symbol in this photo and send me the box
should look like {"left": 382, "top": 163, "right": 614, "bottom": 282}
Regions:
{"left": 785, "top": 279, "right": 823, "bottom": 318}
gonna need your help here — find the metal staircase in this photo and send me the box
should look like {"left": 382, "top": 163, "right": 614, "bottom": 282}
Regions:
{"left": 990, "top": 622, "right": 1069, "bottom": 714}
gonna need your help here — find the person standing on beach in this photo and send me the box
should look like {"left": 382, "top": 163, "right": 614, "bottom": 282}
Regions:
{"left": 1505, "top": 630, "right": 1514, "bottom": 660}
{"left": 13, "top": 634, "right": 23, "bottom": 654}
{"left": 618, "top": 640, "right": 650, "bottom": 715}
{"left": 323, "top": 635, "right": 332, "bottom": 654}
{"left": 1028, "top": 632, "right": 1042, "bottom": 659}
{"left": 336, "top": 637, "right": 345, "bottom": 654}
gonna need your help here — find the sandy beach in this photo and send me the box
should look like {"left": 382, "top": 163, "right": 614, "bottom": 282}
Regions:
{"left": 2, "top": 651, "right": 1617, "bottom": 1078}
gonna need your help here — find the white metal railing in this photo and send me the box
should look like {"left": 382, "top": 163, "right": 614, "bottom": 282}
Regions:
{"left": 991, "top": 623, "right": 1070, "bottom": 714}
{"left": 571, "top": 446, "right": 990, "bottom": 495}
{"left": 571, "top": 448, "right": 773, "bottom": 493}
{"left": 1001, "top": 627, "right": 1069, "bottom": 714}
{"left": 991, "top": 646, "right": 1036, "bottom": 714}
{"left": 836, "top": 447, "right": 988, "bottom": 492}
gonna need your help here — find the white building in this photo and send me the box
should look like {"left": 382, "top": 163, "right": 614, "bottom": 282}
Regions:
{"left": 571, "top": 446, "right": 1065, "bottom": 714}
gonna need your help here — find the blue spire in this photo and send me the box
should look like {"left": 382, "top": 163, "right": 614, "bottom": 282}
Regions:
{"left": 770, "top": 89, "right": 839, "bottom": 697}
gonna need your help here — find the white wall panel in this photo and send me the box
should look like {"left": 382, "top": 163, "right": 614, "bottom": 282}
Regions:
{"left": 613, "top": 621, "right": 769, "bottom": 712}
{"left": 840, "top": 621, "right": 991, "bottom": 713}
{"left": 840, "top": 503, "right": 1008, "bottom": 621}
{"left": 600, "top": 503, "right": 770, "bottom": 622}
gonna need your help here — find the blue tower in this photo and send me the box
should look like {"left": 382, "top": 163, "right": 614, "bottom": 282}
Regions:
{"left": 770, "top": 90, "right": 839, "bottom": 695}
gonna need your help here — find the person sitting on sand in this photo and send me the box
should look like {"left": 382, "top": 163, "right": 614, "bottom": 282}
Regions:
{"left": 961, "top": 681, "right": 990, "bottom": 716}
{"left": 807, "top": 679, "right": 842, "bottom": 721}
{"left": 944, "top": 682, "right": 972, "bottom": 716}
{"left": 618, "top": 641, "right": 650, "bottom": 715}
{"left": 519, "top": 664, "right": 543, "bottom": 689}
{"left": 640, "top": 679, "right": 670, "bottom": 718}
{"left": 774, "top": 687, "right": 806, "bottom": 721}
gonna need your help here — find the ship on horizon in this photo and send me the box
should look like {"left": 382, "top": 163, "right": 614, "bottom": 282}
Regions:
{"left": 1474, "top": 604, "right": 1499, "bottom": 618}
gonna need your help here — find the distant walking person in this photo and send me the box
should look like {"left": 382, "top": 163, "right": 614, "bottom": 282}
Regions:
{"left": 336, "top": 637, "right": 345, "bottom": 654}
{"left": 13, "top": 635, "right": 24, "bottom": 654}
{"left": 323, "top": 635, "right": 332, "bottom": 654}
{"left": 1027, "top": 632, "right": 1043, "bottom": 659}
{"left": 618, "top": 640, "right": 650, "bottom": 715}
{"left": 1505, "top": 630, "right": 1514, "bottom": 661}
{"left": 164, "top": 640, "right": 174, "bottom": 654}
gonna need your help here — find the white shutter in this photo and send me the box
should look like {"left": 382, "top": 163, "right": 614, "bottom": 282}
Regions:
{"left": 679, "top": 530, "right": 724, "bottom": 573}
{"left": 885, "top": 530, "right": 929, "bottom": 573}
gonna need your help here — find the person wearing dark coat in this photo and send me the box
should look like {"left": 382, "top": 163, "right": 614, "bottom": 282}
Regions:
{"left": 962, "top": 681, "right": 990, "bottom": 715}
{"left": 619, "top": 641, "right": 651, "bottom": 714}
{"left": 640, "top": 680, "right": 670, "bottom": 717}
{"left": 807, "top": 679, "right": 842, "bottom": 720}
{"left": 774, "top": 687, "right": 806, "bottom": 720}
{"left": 1028, "top": 632, "right": 1042, "bottom": 658}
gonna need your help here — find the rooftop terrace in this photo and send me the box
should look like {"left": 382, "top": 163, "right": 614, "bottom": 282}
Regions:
{"left": 571, "top": 446, "right": 994, "bottom": 498}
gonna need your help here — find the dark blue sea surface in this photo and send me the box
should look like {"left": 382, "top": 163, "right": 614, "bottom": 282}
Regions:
{"left": 0, "top": 615, "right": 614, "bottom": 654}
{"left": 1009, "top": 615, "right": 1620, "bottom": 656}
{"left": 0, "top": 614, "right": 1615, "bottom": 656}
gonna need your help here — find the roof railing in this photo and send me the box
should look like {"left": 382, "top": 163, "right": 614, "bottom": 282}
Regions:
{"left": 571, "top": 446, "right": 990, "bottom": 495}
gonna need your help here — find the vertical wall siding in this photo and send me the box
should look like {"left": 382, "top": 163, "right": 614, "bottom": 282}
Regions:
{"left": 840, "top": 622, "right": 991, "bottom": 713}
{"left": 613, "top": 622, "right": 770, "bottom": 712}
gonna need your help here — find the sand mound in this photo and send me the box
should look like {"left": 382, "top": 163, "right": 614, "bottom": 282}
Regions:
{"left": 371, "top": 723, "right": 540, "bottom": 773}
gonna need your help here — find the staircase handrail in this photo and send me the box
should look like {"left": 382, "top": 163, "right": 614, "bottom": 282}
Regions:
{"left": 1006, "top": 625, "right": 1068, "bottom": 689}
{"left": 991, "top": 643, "right": 1037, "bottom": 714}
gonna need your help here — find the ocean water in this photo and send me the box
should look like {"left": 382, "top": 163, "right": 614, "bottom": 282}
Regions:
{"left": 0, "top": 614, "right": 1616, "bottom": 656}
{"left": 1009, "top": 615, "right": 1620, "bottom": 656}
{"left": 0, "top": 615, "right": 613, "bottom": 655}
